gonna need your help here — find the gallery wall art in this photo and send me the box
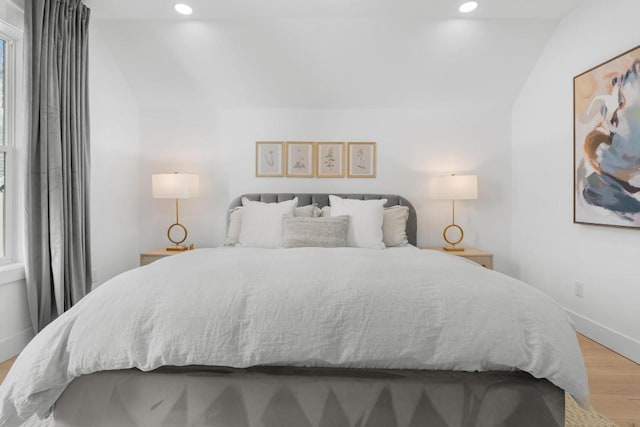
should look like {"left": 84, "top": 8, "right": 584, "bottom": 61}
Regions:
{"left": 286, "top": 142, "right": 315, "bottom": 177}
{"left": 316, "top": 142, "right": 345, "bottom": 178}
{"left": 255, "top": 142, "right": 284, "bottom": 177}
{"left": 256, "top": 142, "right": 376, "bottom": 179}
{"left": 347, "top": 142, "right": 376, "bottom": 178}
{"left": 574, "top": 45, "right": 640, "bottom": 228}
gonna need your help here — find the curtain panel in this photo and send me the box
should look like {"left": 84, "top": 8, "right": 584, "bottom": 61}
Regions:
{"left": 25, "top": 0, "right": 92, "bottom": 332}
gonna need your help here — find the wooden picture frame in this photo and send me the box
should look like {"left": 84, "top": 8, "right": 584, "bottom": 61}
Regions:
{"left": 316, "top": 142, "right": 345, "bottom": 178}
{"left": 286, "top": 142, "right": 315, "bottom": 178}
{"left": 255, "top": 142, "right": 284, "bottom": 177}
{"left": 574, "top": 45, "right": 640, "bottom": 229}
{"left": 347, "top": 142, "right": 376, "bottom": 178}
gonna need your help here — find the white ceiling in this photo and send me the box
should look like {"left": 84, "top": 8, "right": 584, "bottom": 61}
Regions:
{"left": 87, "top": 0, "right": 583, "bottom": 110}
{"left": 86, "top": 0, "right": 581, "bottom": 20}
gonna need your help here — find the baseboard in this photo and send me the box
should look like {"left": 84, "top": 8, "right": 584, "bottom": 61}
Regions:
{"left": 0, "top": 327, "right": 33, "bottom": 363}
{"left": 565, "top": 308, "right": 640, "bottom": 363}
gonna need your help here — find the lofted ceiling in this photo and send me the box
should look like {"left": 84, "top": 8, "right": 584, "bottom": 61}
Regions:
{"left": 85, "top": 0, "right": 581, "bottom": 20}
{"left": 86, "top": 0, "right": 583, "bottom": 109}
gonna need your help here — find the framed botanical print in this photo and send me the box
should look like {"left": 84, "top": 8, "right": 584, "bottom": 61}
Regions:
{"left": 255, "top": 142, "right": 284, "bottom": 177}
{"left": 347, "top": 142, "right": 376, "bottom": 178}
{"left": 286, "top": 142, "right": 314, "bottom": 177}
{"left": 316, "top": 142, "right": 345, "bottom": 178}
{"left": 574, "top": 45, "right": 640, "bottom": 228}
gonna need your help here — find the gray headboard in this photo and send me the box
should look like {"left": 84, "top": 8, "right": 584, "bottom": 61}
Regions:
{"left": 228, "top": 193, "right": 417, "bottom": 246}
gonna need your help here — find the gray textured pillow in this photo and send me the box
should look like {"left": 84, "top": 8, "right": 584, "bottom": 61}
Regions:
{"left": 283, "top": 216, "right": 350, "bottom": 248}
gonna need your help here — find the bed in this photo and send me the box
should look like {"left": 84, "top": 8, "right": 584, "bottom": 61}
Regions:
{"left": 0, "top": 193, "right": 589, "bottom": 427}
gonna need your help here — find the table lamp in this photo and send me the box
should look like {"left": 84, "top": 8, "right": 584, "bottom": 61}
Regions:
{"left": 431, "top": 174, "right": 478, "bottom": 251}
{"left": 152, "top": 173, "right": 199, "bottom": 251}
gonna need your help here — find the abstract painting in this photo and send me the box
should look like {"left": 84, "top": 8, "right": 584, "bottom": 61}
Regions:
{"left": 574, "top": 45, "right": 640, "bottom": 228}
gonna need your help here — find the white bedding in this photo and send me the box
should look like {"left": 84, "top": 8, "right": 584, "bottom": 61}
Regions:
{"left": 0, "top": 247, "right": 589, "bottom": 425}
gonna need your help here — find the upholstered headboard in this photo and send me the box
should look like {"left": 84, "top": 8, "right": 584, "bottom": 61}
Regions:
{"left": 227, "top": 193, "right": 417, "bottom": 246}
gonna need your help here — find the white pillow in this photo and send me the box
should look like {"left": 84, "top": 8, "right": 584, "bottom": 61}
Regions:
{"left": 382, "top": 205, "right": 409, "bottom": 247}
{"left": 322, "top": 204, "right": 408, "bottom": 247}
{"left": 329, "top": 195, "right": 386, "bottom": 249}
{"left": 223, "top": 207, "right": 243, "bottom": 246}
{"left": 238, "top": 197, "right": 298, "bottom": 248}
{"left": 224, "top": 203, "right": 320, "bottom": 246}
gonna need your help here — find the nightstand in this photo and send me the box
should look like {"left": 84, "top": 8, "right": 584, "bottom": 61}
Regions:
{"left": 421, "top": 247, "right": 493, "bottom": 270}
{"left": 139, "top": 248, "right": 185, "bottom": 266}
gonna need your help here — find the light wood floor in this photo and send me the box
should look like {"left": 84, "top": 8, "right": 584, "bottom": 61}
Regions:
{"left": 0, "top": 334, "right": 638, "bottom": 425}
{"left": 578, "top": 334, "right": 640, "bottom": 426}
{"left": 0, "top": 356, "right": 14, "bottom": 385}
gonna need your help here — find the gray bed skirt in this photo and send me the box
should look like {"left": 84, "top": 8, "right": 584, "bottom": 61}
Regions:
{"left": 51, "top": 366, "right": 564, "bottom": 427}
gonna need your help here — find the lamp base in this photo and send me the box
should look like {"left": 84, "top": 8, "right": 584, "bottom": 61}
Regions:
{"left": 165, "top": 243, "right": 195, "bottom": 252}
{"left": 443, "top": 223, "right": 465, "bottom": 251}
{"left": 443, "top": 246, "right": 465, "bottom": 252}
{"left": 166, "top": 245, "right": 189, "bottom": 252}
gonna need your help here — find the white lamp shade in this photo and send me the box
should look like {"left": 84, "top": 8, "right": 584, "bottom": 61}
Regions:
{"left": 152, "top": 173, "right": 200, "bottom": 199}
{"left": 431, "top": 175, "right": 478, "bottom": 200}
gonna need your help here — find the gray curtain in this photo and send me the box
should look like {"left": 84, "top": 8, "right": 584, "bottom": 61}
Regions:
{"left": 25, "top": 0, "right": 92, "bottom": 332}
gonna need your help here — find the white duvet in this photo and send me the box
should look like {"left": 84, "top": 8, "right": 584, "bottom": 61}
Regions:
{"left": 0, "top": 247, "right": 589, "bottom": 425}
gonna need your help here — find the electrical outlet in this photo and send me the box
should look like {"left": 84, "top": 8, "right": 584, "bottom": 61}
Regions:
{"left": 574, "top": 281, "right": 584, "bottom": 298}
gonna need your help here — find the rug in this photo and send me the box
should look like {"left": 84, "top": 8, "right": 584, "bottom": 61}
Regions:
{"left": 566, "top": 395, "right": 618, "bottom": 426}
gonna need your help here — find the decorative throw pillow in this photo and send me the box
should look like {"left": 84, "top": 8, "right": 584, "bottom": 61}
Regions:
{"left": 320, "top": 206, "right": 331, "bottom": 218}
{"left": 283, "top": 216, "right": 350, "bottom": 248}
{"left": 294, "top": 204, "right": 322, "bottom": 218}
{"left": 238, "top": 197, "right": 298, "bottom": 248}
{"left": 301, "top": 204, "right": 409, "bottom": 247}
{"left": 382, "top": 205, "right": 410, "bottom": 247}
{"left": 329, "top": 195, "right": 387, "bottom": 249}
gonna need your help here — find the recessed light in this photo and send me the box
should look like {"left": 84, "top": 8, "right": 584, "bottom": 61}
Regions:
{"left": 174, "top": 3, "right": 193, "bottom": 15}
{"left": 458, "top": 1, "right": 478, "bottom": 13}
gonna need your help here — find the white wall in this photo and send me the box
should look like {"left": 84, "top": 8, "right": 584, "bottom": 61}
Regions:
{"left": 89, "top": 24, "right": 141, "bottom": 285}
{"left": 98, "top": 17, "right": 560, "bottom": 276}
{"left": 138, "top": 106, "right": 516, "bottom": 272}
{"left": 512, "top": 0, "right": 640, "bottom": 362}
{"left": 0, "top": 272, "right": 30, "bottom": 363}
{"left": 0, "top": 0, "right": 22, "bottom": 30}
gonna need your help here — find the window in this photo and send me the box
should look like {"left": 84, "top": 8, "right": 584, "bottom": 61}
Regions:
{"left": 0, "top": 38, "right": 7, "bottom": 258}
{"left": 0, "top": 29, "right": 17, "bottom": 263}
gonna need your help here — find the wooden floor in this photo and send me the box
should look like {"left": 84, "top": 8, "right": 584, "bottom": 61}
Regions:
{"left": 578, "top": 334, "right": 640, "bottom": 427}
{"left": 0, "top": 356, "right": 14, "bottom": 386}
{"left": 0, "top": 334, "right": 638, "bottom": 425}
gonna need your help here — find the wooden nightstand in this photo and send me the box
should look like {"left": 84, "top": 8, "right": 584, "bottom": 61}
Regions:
{"left": 139, "top": 248, "right": 185, "bottom": 266}
{"left": 421, "top": 247, "right": 493, "bottom": 270}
